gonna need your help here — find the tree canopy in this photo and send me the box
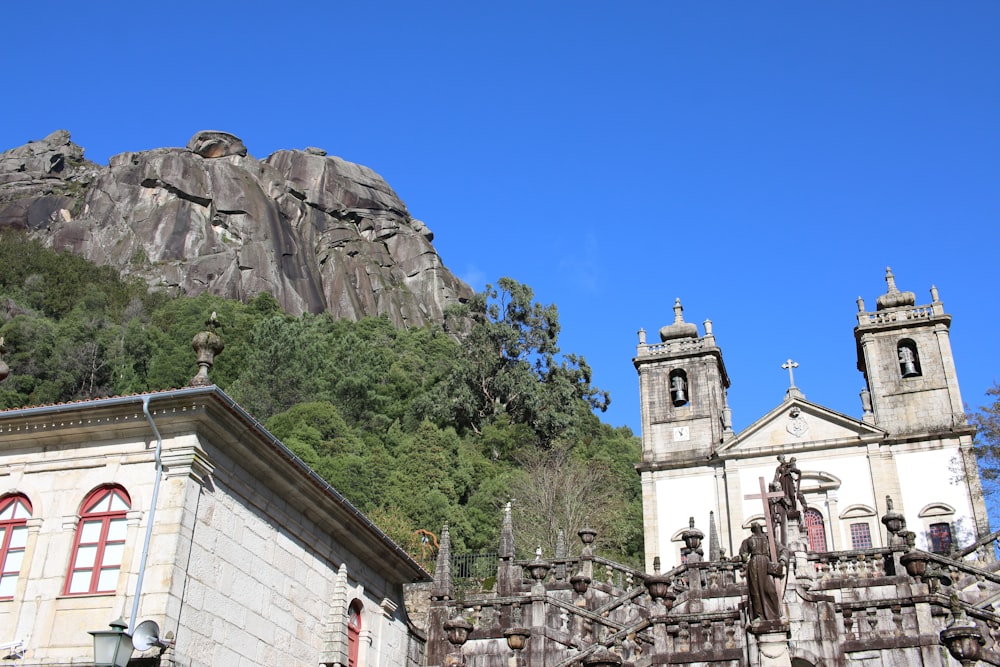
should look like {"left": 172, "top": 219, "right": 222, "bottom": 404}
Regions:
{"left": 0, "top": 234, "right": 642, "bottom": 564}
{"left": 972, "top": 383, "right": 1000, "bottom": 500}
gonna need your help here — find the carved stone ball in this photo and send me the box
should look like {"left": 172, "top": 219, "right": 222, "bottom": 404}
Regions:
{"left": 187, "top": 131, "right": 248, "bottom": 158}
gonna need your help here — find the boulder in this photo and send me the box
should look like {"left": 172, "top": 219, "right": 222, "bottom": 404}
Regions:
{"left": 0, "top": 130, "right": 472, "bottom": 326}
{"left": 186, "top": 131, "right": 248, "bottom": 158}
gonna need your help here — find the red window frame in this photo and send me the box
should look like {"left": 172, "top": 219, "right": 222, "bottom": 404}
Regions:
{"left": 804, "top": 508, "right": 828, "bottom": 552}
{"left": 347, "top": 599, "right": 362, "bottom": 667}
{"left": 64, "top": 486, "right": 131, "bottom": 595}
{"left": 0, "top": 494, "right": 32, "bottom": 599}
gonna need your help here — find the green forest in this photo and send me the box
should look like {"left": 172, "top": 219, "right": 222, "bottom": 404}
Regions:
{"left": 0, "top": 232, "right": 643, "bottom": 566}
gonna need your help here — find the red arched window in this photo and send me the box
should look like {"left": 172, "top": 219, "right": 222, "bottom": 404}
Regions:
{"left": 347, "top": 599, "right": 363, "bottom": 667}
{"left": 0, "top": 494, "right": 32, "bottom": 599}
{"left": 64, "top": 486, "right": 131, "bottom": 595}
{"left": 804, "top": 508, "right": 827, "bottom": 552}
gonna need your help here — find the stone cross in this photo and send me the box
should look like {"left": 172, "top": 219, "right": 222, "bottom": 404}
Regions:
{"left": 744, "top": 477, "right": 783, "bottom": 562}
{"left": 781, "top": 359, "right": 799, "bottom": 389}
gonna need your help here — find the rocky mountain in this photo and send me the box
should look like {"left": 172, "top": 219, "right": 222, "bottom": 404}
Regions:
{"left": 0, "top": 130, "right": 472, "bottom": 326}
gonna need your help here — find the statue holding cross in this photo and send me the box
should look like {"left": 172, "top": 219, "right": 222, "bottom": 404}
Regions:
{"left": 741, "top": 475, "right": 788, "bottom": 623}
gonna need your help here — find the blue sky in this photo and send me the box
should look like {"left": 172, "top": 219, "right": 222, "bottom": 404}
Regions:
{"left": 2, "top": 2, "right": 998, "bottom": 438}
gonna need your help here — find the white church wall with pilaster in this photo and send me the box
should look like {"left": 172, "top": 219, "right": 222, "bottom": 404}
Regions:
{"left": 894, "top": 443, "right": 978, "bottom": 550}
{"left": 651, "top": 468, "right": 717, "bottom": 568}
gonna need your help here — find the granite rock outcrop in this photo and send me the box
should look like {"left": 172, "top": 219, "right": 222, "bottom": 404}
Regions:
{"left": 0, "top": 130, "right": 472, "bottom": 325}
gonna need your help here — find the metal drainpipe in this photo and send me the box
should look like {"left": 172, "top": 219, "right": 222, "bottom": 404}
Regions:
{"left": 130, "top": 395, "right": 164, "bottom": 633}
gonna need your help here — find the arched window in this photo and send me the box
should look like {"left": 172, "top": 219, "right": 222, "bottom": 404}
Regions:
{"left": 804, "top": 509, "right": 827, "bottom": 552}
{"left": 347, "top": 599, "right": 363, "bottom": 667}
{"left": 64, "top": 486, "right": 131, "bottom": 595}
{"left": 897, "top": 339, "right": 921, "bottom": 378}
{"left": 0, "top": 494, "right": 32, "bottom": 598}
{"left": 669, "top": 370, "right": 689, "bottom": 407}
{"left": 839, "top": 504, "right": 877, "bottom": 550}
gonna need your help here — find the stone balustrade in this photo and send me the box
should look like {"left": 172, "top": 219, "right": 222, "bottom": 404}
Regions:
{"left": 808, "top": 548, "right": 895, "bottom": 583}
{"left": 636, "top": 337, "right": 708, "bottom": 358}
{"left": 673, "top": 560, "right": 745, "bottom": 591}
{"left": 858, "top": 304, "right": 938, "bottom": 326}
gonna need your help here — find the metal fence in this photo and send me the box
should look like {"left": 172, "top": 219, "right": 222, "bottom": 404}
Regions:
{"left": 449, "top": 551, "right": 499, "bottom": 579}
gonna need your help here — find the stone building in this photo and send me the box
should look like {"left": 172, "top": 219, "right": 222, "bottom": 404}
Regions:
{"left": 0, "top": 326, "right": 427, "bottom": 666}
{"left": 422, "top": 270, "right": 1000, "bottom": 667}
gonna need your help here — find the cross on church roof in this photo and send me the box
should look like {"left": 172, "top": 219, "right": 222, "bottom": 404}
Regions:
{"left": 782, "top": 359, "right": 799, "bottom": 389}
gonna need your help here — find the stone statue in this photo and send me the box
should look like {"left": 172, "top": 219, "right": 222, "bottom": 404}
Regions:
{"left": 773, "top": 455, "right": 805, "bottom": 514}
{"left": 768, "top": 481, "right": 789, "bottom": 545}
{"left": 739, "top": 524, "right": 783, "bottom": 622}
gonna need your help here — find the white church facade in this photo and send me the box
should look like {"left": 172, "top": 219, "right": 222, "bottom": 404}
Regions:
{"left": 635, "top": 269, "right": 987, "bottom": 572}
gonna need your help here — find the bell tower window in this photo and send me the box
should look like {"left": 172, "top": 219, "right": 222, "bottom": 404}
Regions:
{"left": 897, "top": 339, "right": 921, "bottom": 378}
{"left": 669, "top": 370, "right": 689, "bottom": 407}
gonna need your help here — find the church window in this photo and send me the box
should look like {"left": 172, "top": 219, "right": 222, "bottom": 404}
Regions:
{"left": 897, "top": 339, "right": 921, "bottom": 378}
{"left": 64, "top": 486, "right": 131, "bottom": 595}
{"left": 804, "top": 509, "right": 827, "bottom": 552}
{"left": 849, "top": 522, "right": 872, "bottom": 550}
{"left": 347, "top": 599, "right": 363, "bottom": 667}
{"left": 929, "top": 523, "right": 952, "bottom": 555}
{"left": 0, "top": 494, "right": 32, "bottom": 598}
{"left": 669, "top": 370, "right": 689, "bottom": 407}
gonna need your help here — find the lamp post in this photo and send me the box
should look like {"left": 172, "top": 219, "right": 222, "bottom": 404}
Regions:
{"left": 89, "top": 618, "right": 133, "bottom": 667}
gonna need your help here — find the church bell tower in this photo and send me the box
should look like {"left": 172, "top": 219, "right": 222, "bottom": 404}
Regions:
{"left": 634, "top": 299, "right": 732, "bottom": 466}
{"left": 854, "top": 268, "right": 966, "bottom": 435}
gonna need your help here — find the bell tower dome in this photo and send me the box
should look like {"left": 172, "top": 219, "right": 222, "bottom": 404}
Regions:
{"left": 854, "top": 268, "right": 965, "bottom": 435}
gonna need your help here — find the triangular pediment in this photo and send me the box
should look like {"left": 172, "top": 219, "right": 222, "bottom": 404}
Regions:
{"left": 717, "top": 396, "right": 886, "bottom": 456}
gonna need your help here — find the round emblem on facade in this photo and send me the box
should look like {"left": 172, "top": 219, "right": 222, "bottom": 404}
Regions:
{"left": 787, "top": 409, "right": 808, "bottom": 438}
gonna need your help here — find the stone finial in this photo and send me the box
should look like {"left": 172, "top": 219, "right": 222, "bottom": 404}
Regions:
{"left": 432, "top": 524, "right": 454, "bottom": 601}
{"left": 0, "top": 337, "right": 8, "bottom": 383}
{"left": 860, "top": 388, "right": 874, "bottom": 423}
{"left": 876, "top": 267, "right": 916, "bottom": 310}
{"left": 885, "top": 266, "right": 898, "bottom": 293}
{"left": 681, "top": 518, "right": 704, "bottom": 562}
{"left": 659, "top": 298, "right": 698, "bottom": 342}
{"left": 499, "top": 501, "right": 515, "bottom": 559}
{"left": 637, "top": 328, "right": 646, "bottom": 345}
{"left": 190, "top": 312, "right": 224, "bottom": 387}
{"left": 708, "top": 511, "right": 721, "bottom": 562}
{"left": 856, "top": 296, "right": 865, "bottom": 312}
{"left": 931, "top": 284, "right": 940, "bottom": 302}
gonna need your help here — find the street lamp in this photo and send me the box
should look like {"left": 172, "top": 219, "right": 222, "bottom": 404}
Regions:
{"left": 89, "top": 617, "right": 133, "bottom": 667}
